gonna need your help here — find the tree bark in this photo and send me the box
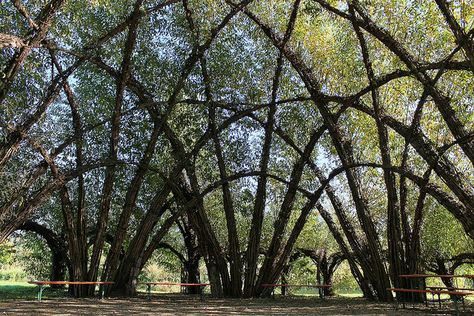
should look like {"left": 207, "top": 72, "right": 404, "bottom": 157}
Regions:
{"left": 88, "top": 1, "right": 143, "bottom": 291}
{"left": 350, "top": 7, "right": 404, "bottom": 294}
{"left": 242, "top": 6, "right": 392, "bottom": 300}
{"left": 203, "top": 56, "right": 242, "bottom": 296}
{"left": 0, "top": 0, "right": 66, "bottom": 104}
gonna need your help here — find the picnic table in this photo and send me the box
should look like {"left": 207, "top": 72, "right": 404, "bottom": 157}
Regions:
{"left": 28, "top": 281, "right": 114, "bottom": 301}
{"left": 387, "top": 287, "right": 473, "bottom": 314}
{"left": 426, "top": 286, "right": 474, "bottom": 307}
{"left": 261, "top": 283, "right": 332, "bottom": 299}
{"left": 388, "top": 274, "right": 474, "bottom": 314}
{"left": 140, "top": 282, "right": 209, "bottom": 301}
{"left": 399, "top": 274, "right": 473, "bottom": 295}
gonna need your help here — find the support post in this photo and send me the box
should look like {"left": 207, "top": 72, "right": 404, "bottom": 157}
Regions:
{"left": 453, "top": 295, "right": 459, "bottom": 316}
{"left": 200, "top": 285, "right": 204, "bottom": 301}
{"left": 37, "top": 285, "right": 44, "bottom": 301}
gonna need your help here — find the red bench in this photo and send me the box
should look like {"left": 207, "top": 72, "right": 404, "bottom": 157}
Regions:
{"left": 28, "top": 281, "right": 114, "bottom": 300}
{"left": 426, "top": 286, "right": 474, "bottom": 307}
{"left": 261, "top": 283, "right": 332, "bottom": 299}
{"left": 387, "top": 287, "right": 473, "bottom": 313}
{"left": 140, "top": 282, "right": 209, "bottom": 301}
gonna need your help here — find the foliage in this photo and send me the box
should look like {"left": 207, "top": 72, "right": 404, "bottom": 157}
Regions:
{"left": 0, "top": 0, "right": 473, "bottom": 299}
{"left": 0, "top": 241, "right": 14, "bottom": 266}
{"left": 3, "top": 233, "right": 52, "bottom": 281}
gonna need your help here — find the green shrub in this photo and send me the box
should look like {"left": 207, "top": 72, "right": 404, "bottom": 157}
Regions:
{"left": 0, "top": 242, "right": 15, "bottom": 265}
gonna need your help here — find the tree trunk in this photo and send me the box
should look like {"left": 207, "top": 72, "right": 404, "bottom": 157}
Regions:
{"left": 206, "top": 259, "right": 224, "bottom": 297}
{"left": 351, "top": 11, "right": 404, "bottom": 295}
{"left": 243, "top": 8, "right": 392, "bottom": 300}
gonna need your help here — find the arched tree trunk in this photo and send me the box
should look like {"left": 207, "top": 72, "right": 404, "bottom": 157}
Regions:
{"left": 296, "top": 248, "right": 344, "bottom": 297}
{"left": 176, "top": 215, "right": 201, "bottom": 294}
{"left": 426, "top": 253, "right": 474, "bottom": 299}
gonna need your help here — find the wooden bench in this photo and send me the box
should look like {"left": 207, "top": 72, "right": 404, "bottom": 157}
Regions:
{"left": 28, "top": 281, "right": 114, "bottom": 301}
{"left": 387, "top": 287, "right": 473, "bottom": 313}
{"left": 261, "top": 284, "right": 332, "bottom": 299}
{"left": 426, "top": 286, "right": 474, "bottom": 307}
{"left": 140, "top": 282, "right": 209, "bottom": 301}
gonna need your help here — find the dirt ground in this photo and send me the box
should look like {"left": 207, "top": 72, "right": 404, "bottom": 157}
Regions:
{"left": 0, "top": 295, "right": 472, "bottom": 315}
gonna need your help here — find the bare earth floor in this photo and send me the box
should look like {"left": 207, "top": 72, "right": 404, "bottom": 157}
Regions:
{"left": 0, "top": 295, "right": 472, "bottom": 315}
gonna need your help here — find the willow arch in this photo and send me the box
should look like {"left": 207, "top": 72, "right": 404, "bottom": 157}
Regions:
{"left": 1, "top": 0, "right": 473, "bottom": 300}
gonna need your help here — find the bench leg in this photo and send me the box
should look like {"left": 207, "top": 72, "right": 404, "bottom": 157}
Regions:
{"left": 453, "top": 296, "right": 459, "bottom": 316}
{"left": 318, "top": 287, "right": 324, "bottom": 300}
{"left": 389, "top": 292, "right": 397, "bottom": 311}
{"left": 200, "top": 286, "right": 204, "bottom": 302}
{"left": 147, "top": 284, "right": 151, "bottom": 301}
{"left": 37, "top": 285, "right": 44, "bottom": 301}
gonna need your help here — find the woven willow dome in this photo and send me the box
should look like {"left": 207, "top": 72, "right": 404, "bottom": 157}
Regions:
{"left": 0, "top": 0, "right": 473, "bottom": 298}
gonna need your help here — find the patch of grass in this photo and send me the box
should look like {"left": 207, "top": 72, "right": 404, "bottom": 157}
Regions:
{"left": 338, "top": 292, "right": 364, "bottom": 298}
{"left": 333, "top": 289, "right": 364, "bottom": 298}
{"left": 0, "top": 281, "right": 68, "bottom": 301}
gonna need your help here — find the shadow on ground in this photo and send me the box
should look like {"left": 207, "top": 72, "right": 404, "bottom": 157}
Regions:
{"left": 0, "top": 294, "right": 472, "bottom": 315}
